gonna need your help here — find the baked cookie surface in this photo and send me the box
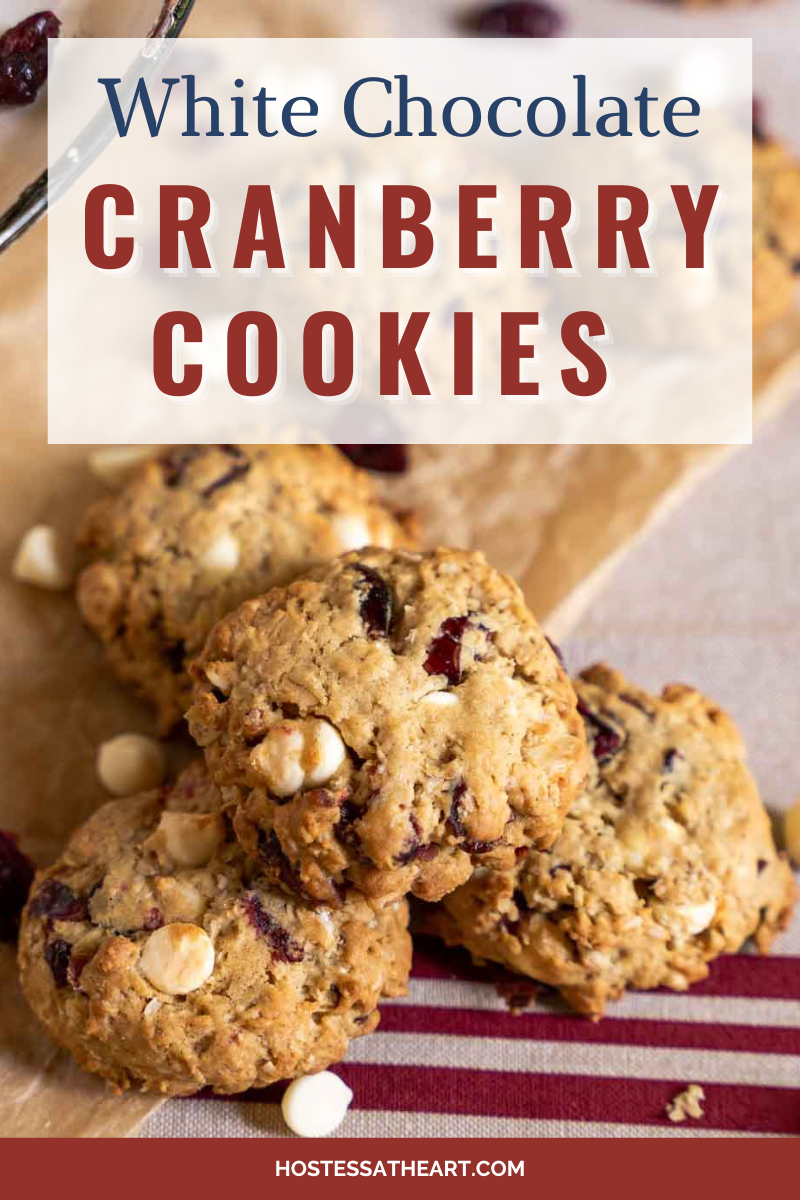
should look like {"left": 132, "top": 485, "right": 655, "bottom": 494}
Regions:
{"left": 188, "top": 547, "right": 587, "bottom": 907}
{"left": 18, "top": 762, "right": 410, "bottom": 1096}
{"left": 77, "top": 444, "right": 415, "bottom": 732}
{"left": 424, "top": 664, "right": 797, "bottom": 1017}
{"left": 754, "top": 132, "right": 800, "bottom": 333}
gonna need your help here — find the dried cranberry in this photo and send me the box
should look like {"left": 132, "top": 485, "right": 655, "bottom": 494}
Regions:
{"left": 353, "top": 564, "right": 394, "bottom": 638}
{"left": 202, "top": 458, "right": 251, "bottom": 498}
{"left": 335, "top": 799, "right": 361, "bottom": 847}
{"left": 0, "top": 11, "right": 60, "bottom": 57}
{"left": 757, "top": 858, "right": 768, "bottom": 875}
{"left": 463, "top": 838, "right": 500, "bottom": 855}
{"left": 397, "top": 814, "right": 424, "bottom": 865}
{"left": 0, "top": 12, "right": 60, "bottom": 107}
{"left": 577, "top": 701, "right": 623, "bottom": 762}
{"left": 413, "top": 844, "right": 439, "bottom": 863}
{"left": 397, "top": 815, "right": 438, "bottom": 866}
{"left": 0, "top": 831, "right": 35, "bottom": 943}
{"left": 257, "top": 831, "right": 306, "bottom": 897}
{"left": 424, "top": 615, "right": 472, "bottom": 685}
{"left": 29, "top": 879, "right": 88, "bottom": 923}
{"left": 337, "top": 445, "right": 408, "bottom": 474}
{"left": 592, "top": 727, "right": 621, "bottom": 761}
{"left": 546, "top": 636, "right": 565, "bottom": 668}
{"left": 242, "top": 893, "right": 304, "bottom": 963}
{"left": 159, "top": 446, "right": 202, "bottom": 487}
{"left": 447, "top": 780, "right": 468, "bottom": 839}
{"left": 467, "top": 1, "right": 563, "bottom": 37}
{"left": 143, "top": 907, "right": 163, "bottom": 931}
{"left": 44, "top": 938, "right": 72, "bottom": 988}
{"left": 620, "top": 692, "right": 654, "bottom": 720}
{"left": 67, "top": 952, "right": 92, "bottom": 990}
{"left": 663, "top": 748, "right": 681, "bottom": 773}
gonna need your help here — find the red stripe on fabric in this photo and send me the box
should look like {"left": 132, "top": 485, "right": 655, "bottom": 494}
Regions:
{"left": 195, "top": 1066, "right": 800, "bottom": 1135}
{"left": 670, "top": 955, "right": 800, "bottom": 1000}
{"left": 377, "top": 1003, "right": 800, "bottom": 1055}
{"left": 411, "top": 939, "right": 800, "bottom": 1000}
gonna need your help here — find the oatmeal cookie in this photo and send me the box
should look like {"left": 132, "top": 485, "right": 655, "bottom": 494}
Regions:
{"left": 76, "top": 444, "right": 416, "bottom": 733}
{"left": 188, "top": 547, "right": 587, "bottom": 907}
{"left": 424, "top": 664, "right": 797, "bottom": 1017}
{"left": 754, "top": 131, "right": 800, "bottom": 333}
{"left": 18, "top": 762, "right": 410, "bottom": 1096}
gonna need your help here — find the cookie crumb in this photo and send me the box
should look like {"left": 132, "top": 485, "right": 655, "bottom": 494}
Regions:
{"left": 666, "top": 1084, "right": 705, "bottom": 1123}
{"left": 784, "top": 800, "right": 800, "bottom": 867}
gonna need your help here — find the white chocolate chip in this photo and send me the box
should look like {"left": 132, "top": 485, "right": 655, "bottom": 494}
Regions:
{"left": 251, "top": 727, "right": 306, "bottom": 797}
{"left": 139, "top": 923, "right": 215, "bottom": 995}
{"left": 144, "top": 811, "right": 226, "bottom": 868}
{"left": 143, "top": 998, "right": 161, "bottom": 1020}
{"left": 281, "top": 1071, "right": 353, "bottom": 1138}
{"left": 330, "top": 513, "right": 371, "bottom": 553}
{"left": 96, "top": 733, "right": 166, "bottom": 797}
{"left": 303, "top": 720, "right": 347, "bottom": 787}
{"left": 654, "top": 897, "right": 717, "bottom": 937}
{"left": 88, "top": 445, "right": 156, "bottom": 488}
{"left": 423, "top": 691, "right": 458, "bottom": 709}
{"left": 198, "top": 532, "right": 240, "bottom": 587}
{"left": 680, "top": 898, "right": 717, "bottom": 935}
{"left": 12, "top": 526, "right": 75, "bottom": 591}
{"left": 250, "top": 720, "right": 346, "bottom": 797}
{"left": 785, "top": 800, "right": 800, "bottom": 867}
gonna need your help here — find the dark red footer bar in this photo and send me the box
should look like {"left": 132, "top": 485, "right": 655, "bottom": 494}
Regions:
{"left": 16, "top": 1138, "right": 800, "bottom": 1195}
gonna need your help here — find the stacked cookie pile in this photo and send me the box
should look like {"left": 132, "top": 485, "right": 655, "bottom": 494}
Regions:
{"left": 13, "top": 441, "right": 797, "bottom": 1111}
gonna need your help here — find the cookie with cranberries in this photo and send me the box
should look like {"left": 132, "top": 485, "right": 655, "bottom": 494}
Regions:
{"left": 77, "top": 444, "right": 416, "bottom": 734}
{"left": 188, "top": 547, "right": 587, "bottom": 907}
{"left": 18, "top": 761, "right": 410, "bottom": 1095}
{"left": 423, "top": 664, "right": 797, "bottom": 1017}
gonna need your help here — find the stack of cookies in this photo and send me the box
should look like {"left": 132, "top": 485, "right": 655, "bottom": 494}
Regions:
{"left": 14, "top": 441, "right": 797, "bottom": 1106}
